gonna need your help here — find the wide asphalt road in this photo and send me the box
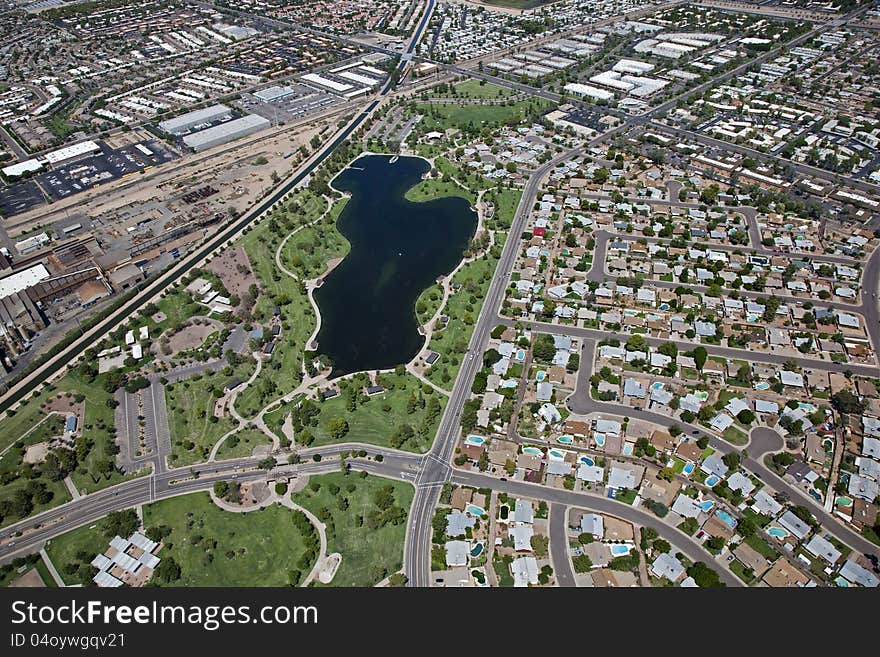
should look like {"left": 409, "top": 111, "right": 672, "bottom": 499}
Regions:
{"left": 453, "top": 470, "right": 742, "bottom": 587}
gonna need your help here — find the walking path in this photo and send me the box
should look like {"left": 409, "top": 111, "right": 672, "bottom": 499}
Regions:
{"left": 208, "top": 486, "right": 328, "bottom": 587}
{"left": 39, "top": 548, "right": 65, "bottom": 587}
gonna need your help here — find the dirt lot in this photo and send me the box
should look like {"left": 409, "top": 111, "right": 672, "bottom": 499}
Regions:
{"left": 206, "top": 246, "right": 257, "bottom": 300}
{"left": 164, "top": 320, "right": 221, "bottom": 356}
{"left": 9, "top": 568, "right": 46, "bottom": 588}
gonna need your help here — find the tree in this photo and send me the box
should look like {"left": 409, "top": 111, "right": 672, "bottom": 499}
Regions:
{"left": 154, "top": 556, "right": 181, "bottom": 583}
{"left": 688, "top": 345, "right": 708, "bottom": 371}
{"left": 532, "top": 334, "right": 556, "bottom": 361}
{"left": 328, "top": 418, "right": 350, "bottom": 440}
{"left": 102, "top": 510, "right": 139, "bottom": 539}
{"left": 686, "top": 562, "right": 724, "bottom": 587}
{"left": 831, "top": 390, "right": 864, "bottom": 415}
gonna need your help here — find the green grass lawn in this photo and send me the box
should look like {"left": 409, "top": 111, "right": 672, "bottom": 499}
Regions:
{"left": 166, "top": 360, "right": 256, "bottom": 466}
{"left": 745, "top": 534, "right": 780, "bottom": 561}
{"left": 415, "top": 283, "right": 444, "bottom": 325}
{"left": 236, "top": 193, "right": 325, "bottom": 416}
{"left": 452, "top": 79, "right": 518, "bottom": 99}
{"left": 311, "top": 373, "right": 446, "bottom": 452}
{"left": 415, "top": 97, "right": 552, "bottom": 133}
{"left": 44, "top": 522, "right": 108, "bottom": 586}
{"left": 143, "top": 492, "right": 314, "bottom": 586}
{"left": 214, "top": 428, "right": 272, "bottom": 460}
{"left": 291, "top": 471, "right": 413, "bottom": 586}
{"left": 426, "top": 252, "right": 499, "bottom": 388}
{"left": 279, "top": 198, "right": 350, "bottom": 281}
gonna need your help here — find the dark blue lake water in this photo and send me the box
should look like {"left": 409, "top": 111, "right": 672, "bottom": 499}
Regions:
{"left": 314, "top": 154, "right": 476, "bottom": 375}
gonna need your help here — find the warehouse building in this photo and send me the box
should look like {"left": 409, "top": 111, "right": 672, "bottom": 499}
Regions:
{"left": 158, "top": 104, "right": 232, "bottom": 135}
{"left": 182, "top": 114, "right": 271, "bottom": 152}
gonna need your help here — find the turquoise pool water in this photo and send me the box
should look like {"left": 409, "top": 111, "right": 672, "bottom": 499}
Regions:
{"left": 467, "top": 505, "right": 486, "bottom": 517}
{"left": 579, "top": 456, "right": 595, "bottom": 466}
{"left": 659, "top": 303, "right": 670, "bottom": 310}
{"left": 523, "top": 447, "right": 542, "bottom": 456}
{"left": 536, "top": 371, "right": 547, "bottom": 382}
{"left": 705, "top": 475, "right": 721, "bottom": 487}
{"left": 716, "top": 510, "right": 737, "bottom": 529}
{"left": 595, "top": 434, "right": 606, "bottom": 447}
{"left": 699, "top": 500, "right": 715, "bottom": 511}
{"left": 754, "top": 382, "right": 770, "bottom": 391}
{"left": 834, "top": 577, "right": 849, "bottom": 587}
{"left": 610, "top": 545, "right": 631, "bottom": 556}
{"left": 515, "top": 349, "right": 526, "bottom": 361}
{"left": 622, "top": 443, "right": 634, "bottom": 456}
{"left": 650, "top": 382, "right": 664, "bottom": 391}
{"left": 465, "top": 435, "right": 485, "bottom": 447}
{"left": 470, "top": 543, "right": 484, "bottom": 557}
{"left": 835, "top": 496, "right": 853, "bottom": 507}
{"left": 548, "top": 448, "right": 565, "bottom": 459}
{"left": 557, "top": 435, "right": 573, "bottom": 444}
{"left": 683, "top": 462, "right": 695, "bottom": 476}
{"left": 767, "top": 526, "right": 789, "bottom": 539}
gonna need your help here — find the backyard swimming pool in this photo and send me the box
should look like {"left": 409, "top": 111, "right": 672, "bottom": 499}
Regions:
{"left": 465, "top": 435, "right": 485, "bottom": 447}
{"left": 650, "top": 382, "right": 664, "bottom": 391}
{"left": 767, "top": 526, "right": 789, "bottom": 539}
{"left": 594, "top": 434, "right": 606, "bottom": 447}
{"left": 835, "top": 496, "right": 853, "bottom": 507}
{"left": 557, "top": 435, "right": 573, "bottom": 444}
{"left": 579, "top": 456, "right": 595, "bottom": 466}
{"left": 536, "top": 371, "right": 547, "bottom": 382}
{"left": 467, "top": 505, "right": 486, "bottom": 517}
{"left": 523, "top": 447, "right": 542, "bottom": 456}
{"left": 754, "top": 382, "right": 770, "bottom": 391}
{"left": 515, "top": 349, "right": 526, "bottom": 361}
{"left": 699, "top": 500, "right": 715, "bottom": 512}
{"left": 682, "top": 462, "right": 696, "bottom": 476}
{"left": 610, "top": 544, "right": 631, "bottom": 556}
{"left": 470, "top": 543, "right": 484, "bottom": 558}
{"left": 716, "top": 510, "right": 737, "bottom": 529}
{"left": 622, "top": 443, "right": 634, "bottom": 456}
{"left": 548, "top": 448, "right": 565, "bottom": 459}
{"left": 704, "top": 475, "right": 721, "bottom": 487}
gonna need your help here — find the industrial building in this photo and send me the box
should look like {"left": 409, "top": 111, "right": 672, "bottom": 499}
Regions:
{"left": 158, "top": 104, "right": 232, "bottom": 135}
{"left": 182, "top": 113, "right": 270, "bottom": 152}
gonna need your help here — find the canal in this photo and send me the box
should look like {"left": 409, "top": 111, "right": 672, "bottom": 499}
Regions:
{"left": 314, "top": 153, "right": 476, "bottom": 375}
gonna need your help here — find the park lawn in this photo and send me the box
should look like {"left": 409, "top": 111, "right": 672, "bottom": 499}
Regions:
{"left": 280, "top": 218, "right": 350, "bottom": 282}
{"left": 236, "top": 202, "right": 320, "bottom": 416}
{"left": 452, "top": 79, "right": 518, "bottom": 99}
{"left": 0, "top": 408, "right": 71, "bottom": 529}
{"left": 405, "top": 177, "right": 474, "bottom": 205}
{"left": 34, "top": 557, "right": 58, "bottom": 587}
{"left": 415, "top": 97, "right": 552, "bottom": 133}
{"left": 487, "top": 188, "right": 522, "bottom": 231}
{"left": 214, "top": 428, "right": 272, "bottom": 460}
{"left": 142, "top": 492, "right": 313, "bottom": 586}
{"left": 311, "top": 373, "right": 446, "bottom": 452}
{"left": 415, "top": 282, "right": 444, "bottom": 325}
{"left": 426, "top": 251, "right": 499, "bottom": 389}
{"left": 291, "top": 471, "right": 413, "bottom": 586}
{"left": 65, "top": 371, "right": 139, "bottom": 494}
{"left": 44, "top": 521, "right": 109, "bottom": 585}
{"left": 166, "top": 359, "right": 256, "bottom": 466}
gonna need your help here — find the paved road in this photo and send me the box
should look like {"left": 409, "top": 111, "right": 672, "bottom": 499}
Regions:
{"left": 548, "top": 503, "right": 576, "bottom": 587}
{"left": 561, "top": 340, "right": 880, "bottom": 560}
{"left": 405, "top": 142, "right": 595, "bottom": 586}
{"left": 453, "top": 470, "right": 742, "bottom": 587}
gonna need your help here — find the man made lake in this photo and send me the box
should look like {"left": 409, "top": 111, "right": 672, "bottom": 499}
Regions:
{"left": 314, "top": 153, "right": 476, "bottom": 375}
